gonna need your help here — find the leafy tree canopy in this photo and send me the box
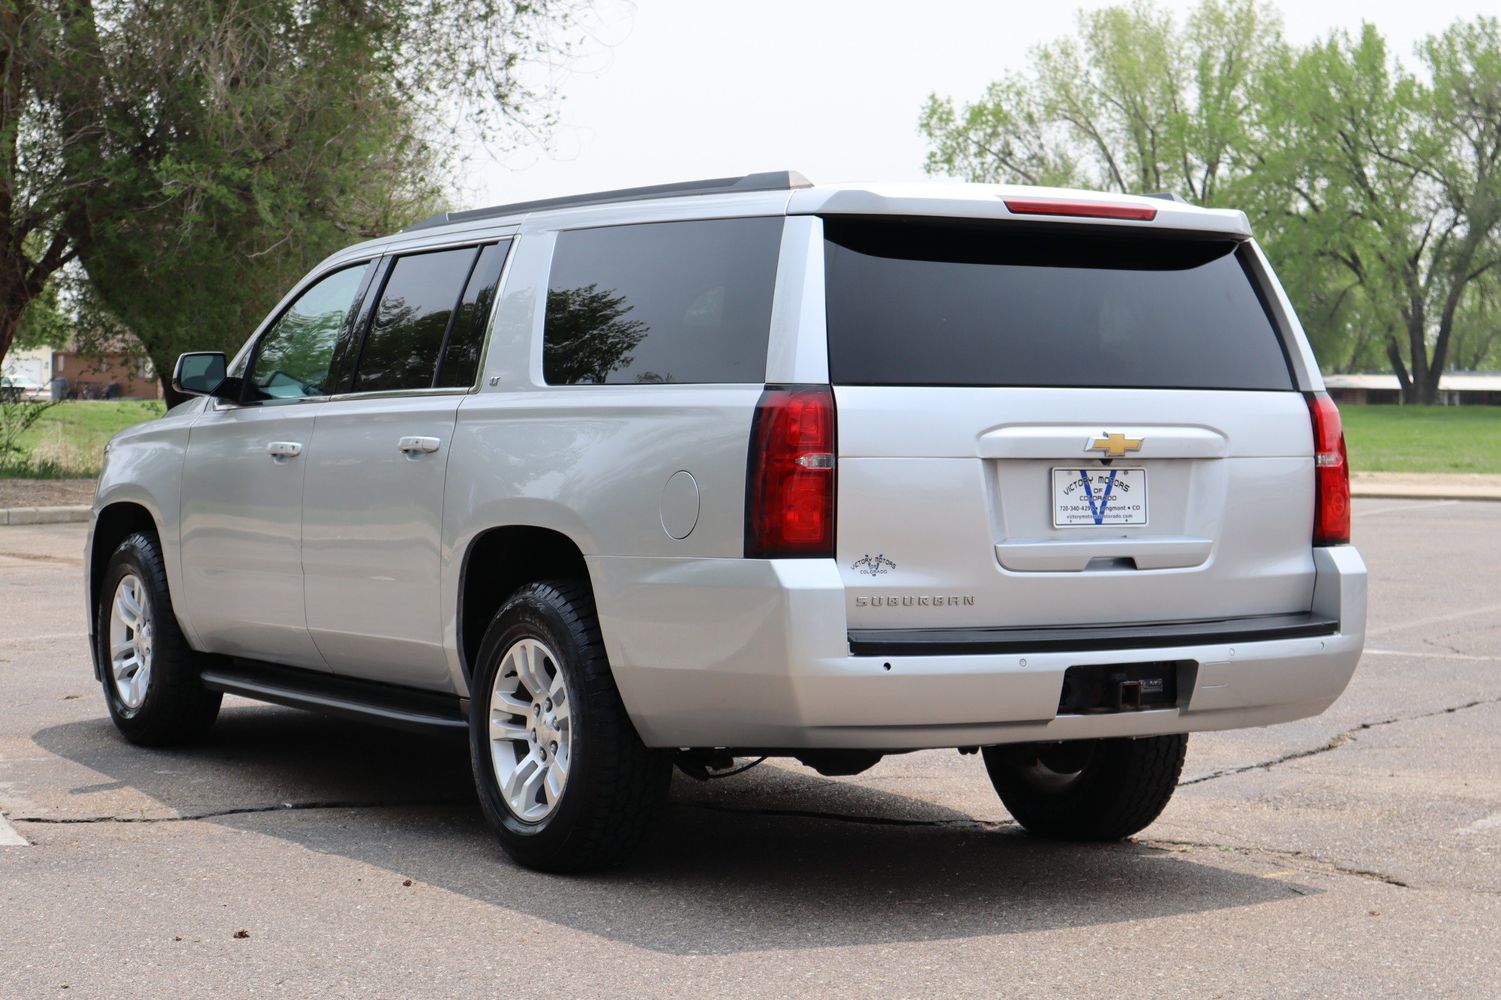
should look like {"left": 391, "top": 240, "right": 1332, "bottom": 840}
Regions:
{"left": 0, "top": 0, "right": 584, "bottom": 395}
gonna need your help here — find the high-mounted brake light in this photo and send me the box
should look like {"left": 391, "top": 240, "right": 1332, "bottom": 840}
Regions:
{"left": 1003, "top": 199, "right": 1158, "bottom": 222}
{"left": 745, "top": 385, "right": 836, "bottom": 558}
{"left": 1307, "top": 391, "right": 1350, "bottom": 545}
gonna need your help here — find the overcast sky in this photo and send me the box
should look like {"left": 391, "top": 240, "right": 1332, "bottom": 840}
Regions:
{"left": 462, "top": 0, "right": 1498, "bottom": 209}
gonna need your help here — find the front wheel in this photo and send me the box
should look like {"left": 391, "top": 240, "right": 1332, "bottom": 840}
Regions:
{"left": 96, "top": 532, "right": 222, "bottom": 746}
{"left": 982, "top": 735, "right": 1187, "bottom": 841}
{"left": 468, "top": 581, "right": 671, "bottom": 872}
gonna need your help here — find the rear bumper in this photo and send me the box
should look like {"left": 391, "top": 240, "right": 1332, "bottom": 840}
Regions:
{"left": 589, "top": 545, "right": 1366, "bottom": 750}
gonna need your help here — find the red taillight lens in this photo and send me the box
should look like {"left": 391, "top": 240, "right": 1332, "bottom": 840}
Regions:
{"left": 745, "top": 385, "right": 836, "bottom": 558}
{"left": 1003, "top": 198, "right": 1158, "bottom": 222}
{"left": 1308, "top": 391, "right": 1350, "bottom": 545}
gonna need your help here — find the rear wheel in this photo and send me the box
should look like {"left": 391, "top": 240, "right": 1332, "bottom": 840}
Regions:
{"left": 469, "top": 580, "right": 670, "bottom": 872}
{"left": 983, "top": 735, "right": 1187, "bottom": 841}
{"left": 96, "top": 532, "right": 221, "bottom": 746}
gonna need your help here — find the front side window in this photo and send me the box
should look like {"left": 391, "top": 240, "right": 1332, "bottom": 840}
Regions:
{"left": 543, "top": 218, "right": 783, "bottom": 385}
{"left": 353, "top": 247, "right": 479, "bottom": 393}
{"left": 248, "top": 264, "right": 371, "bottom": 402}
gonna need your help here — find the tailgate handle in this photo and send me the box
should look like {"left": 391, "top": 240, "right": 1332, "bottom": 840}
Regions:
{"left": 997, "top": 536, "right": 1213, "bottom": 572}
{"left": 979, "top": 426, "right": 1228, "bottom": 460}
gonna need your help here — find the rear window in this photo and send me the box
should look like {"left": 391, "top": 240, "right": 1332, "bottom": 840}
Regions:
{"left": 354, "top": 246, "right": 477, "bottom": 393}
{"left": 543, "top": 218, "right": 782, "bottom": 385}
{"left": 823, "top": 219, "right": 1294, "bottom": 391}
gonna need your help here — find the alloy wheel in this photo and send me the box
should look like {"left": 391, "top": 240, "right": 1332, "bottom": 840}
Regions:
{"left": 487, "top": 637, "right": 572, "bottom": 821}
{"left": 108, "top": 574, "right": 154, "bottom": 710}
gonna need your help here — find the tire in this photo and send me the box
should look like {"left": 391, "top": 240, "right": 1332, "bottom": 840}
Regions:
{"left": 982, "top": 735, "right": 1187, "bottom": 841}
{"left": 468, "top": 580, "right": 671, "bottom": 872}
{"left": 96, "top": 531, "right": 222, "bottom": 746}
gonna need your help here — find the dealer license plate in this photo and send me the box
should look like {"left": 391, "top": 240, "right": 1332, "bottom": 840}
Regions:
{"left": 1051, "top": 467, "right": 1148, "bottom": 528}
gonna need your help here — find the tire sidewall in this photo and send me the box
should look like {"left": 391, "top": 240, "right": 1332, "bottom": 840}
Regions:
{"left": 469, "top": 588, "right": 597, "bottom": 853}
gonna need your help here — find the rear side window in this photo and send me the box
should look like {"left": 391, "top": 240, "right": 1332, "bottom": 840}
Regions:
{"left": 823, "top": 219, "right": 1294, "bottom": 391}
{"left": 543, "top": 218, "right": 782, "bottom": 385}
{"left": 436, "top": 241, "right": 509, "bottom": 388}
{"left": 354, "top": 246, "right": 478, "bottom": 393}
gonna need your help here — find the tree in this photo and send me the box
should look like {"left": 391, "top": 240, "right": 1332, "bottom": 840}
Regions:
{"left": 0, "top": 2, "right": 82, "bottom": 372}
{"left": 1246, "top": 20, "right": 1501, "bottom": 402}
{"left": 11, "top": 270, "right": 68, "bottom": 351}
{"left": 920, "top": 0, "right": 1282, "bottom": 204}
{"left": 1, "top": 0, "right": 583, "bottom": 393}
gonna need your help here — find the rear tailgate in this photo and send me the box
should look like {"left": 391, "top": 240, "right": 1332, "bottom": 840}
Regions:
{"left": 823, "top": 217, "right": 1316, "bottom": 632}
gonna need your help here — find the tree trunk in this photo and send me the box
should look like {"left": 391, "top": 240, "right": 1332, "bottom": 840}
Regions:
{"left": 1385, "top": 338, "right": 1417, "bottom": 405}
{"left": 0, "top": 298, "right": 23, "bottom": 371}
{"left": 158, "top": 362, "right": 188, "bottom": 409}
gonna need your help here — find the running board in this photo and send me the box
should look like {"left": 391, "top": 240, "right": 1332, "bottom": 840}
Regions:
{"left": 200, "top": 660, "right": 468, "bottom": 733}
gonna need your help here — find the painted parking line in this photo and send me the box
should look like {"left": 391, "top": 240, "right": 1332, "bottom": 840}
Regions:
{"left": 1367, "top": 602, "right": 1501, "bottom": 639}
{"left": 1457, "top": 812, "right": 1501, "bottom": 836}
{"left": 0, "top": 812, "right": 29, "bottom": 847}
{"left": 1364, "top": 648, "right": 1501, "bottom": 662}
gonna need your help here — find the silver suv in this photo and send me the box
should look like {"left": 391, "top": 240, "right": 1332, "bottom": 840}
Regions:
{"left": 86, "top": 172, "right": 1365, "bottom": 871}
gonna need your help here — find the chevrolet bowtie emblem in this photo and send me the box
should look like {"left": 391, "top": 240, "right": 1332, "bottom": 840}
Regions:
{"left": 1087, "top": 432, "right": 1144, "bottom": 458}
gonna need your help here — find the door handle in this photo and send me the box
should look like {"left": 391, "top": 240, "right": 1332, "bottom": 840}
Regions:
{"left": 266, "top": 441, "right": 303, "bottom": 459}
{"left": 397, "top": 436, "right": 441, "bottom": 455}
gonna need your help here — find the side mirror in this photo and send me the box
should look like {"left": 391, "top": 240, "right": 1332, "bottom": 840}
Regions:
{"left": 172, "top": 352, "right": 229, "bottom": 398}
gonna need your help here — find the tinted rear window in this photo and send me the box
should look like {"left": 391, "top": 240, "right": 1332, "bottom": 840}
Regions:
{"left": 823, "top": 220, "right": 1294, "bottom": 390}
{"left": 355, "top": 246, "right": 477, "bottom": 393}
{"left": 544, "top": 218, "right": 782, "bottom": 385}
{"left": 436, "top": 241, "right": 509, "bottom": 388}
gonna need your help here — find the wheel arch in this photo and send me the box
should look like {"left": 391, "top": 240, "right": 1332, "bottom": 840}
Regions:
{"left": 457, "top": 524, "right": 593, "bottom": 683}
{"left": 88, "top": 501, "right": 163, "bottom": 681}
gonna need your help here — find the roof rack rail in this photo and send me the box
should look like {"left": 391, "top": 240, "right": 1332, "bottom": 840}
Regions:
{"left": 1143, "top": 191, "right": 1188, "bottom": 203}
{"left": 403, "top": 170, "right": 813, "bottom": 233}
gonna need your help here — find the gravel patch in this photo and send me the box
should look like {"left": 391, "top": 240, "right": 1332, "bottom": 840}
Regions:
{"left": 0, "top": 479, "right": 97, "bottom": 509}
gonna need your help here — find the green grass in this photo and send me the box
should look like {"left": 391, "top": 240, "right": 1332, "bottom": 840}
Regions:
{"left": 1341, "top": 405, "right": 1501, "bottom": 474}
{"left": 1, "top": 400, "right": 166, "bottom": 478}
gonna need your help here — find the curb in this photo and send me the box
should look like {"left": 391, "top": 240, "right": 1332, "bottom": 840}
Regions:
{"left": 1350, "top": 487, "right": 1501, "bottom": 502}
{"left": 0, "top": 505, "right": 91, "bottom": 526}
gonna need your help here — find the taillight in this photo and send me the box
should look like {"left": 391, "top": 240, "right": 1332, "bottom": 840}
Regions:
{"left": 1003, "top": 198, "right": 1158, "bottom": 222}
{"left": 1307, "top": 391, "right": 1350, "bottom": 545}
{"left": 745, "top": 385, "right": 836, "bottom": 558}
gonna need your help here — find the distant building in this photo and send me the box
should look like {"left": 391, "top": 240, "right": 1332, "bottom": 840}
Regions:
{"left": 1, "top": 343, "right": 160, "bottom": 400}
{"left": 1323, "top": 372, "right": 1501, "bottom": 406}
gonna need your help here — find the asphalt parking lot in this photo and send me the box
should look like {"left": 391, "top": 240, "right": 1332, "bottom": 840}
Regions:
{"left": 2, "top": 498, "right": 1498, "bottom": 999}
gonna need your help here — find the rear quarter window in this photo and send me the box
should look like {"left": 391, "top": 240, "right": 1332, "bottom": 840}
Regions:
{"left": 543, "top": 217, "right": 783, "bottom": 385}
{"left": 823, "top": 219, "right": 1294, "bottom": 391}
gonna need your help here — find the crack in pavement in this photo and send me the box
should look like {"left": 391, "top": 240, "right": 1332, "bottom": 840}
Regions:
{"left": 677, "top": 804, "right": 1421, "bottom": 891}
{"left": 1142, "top": 837, "right": 1413, "bottom": 888}
{"left": 0, "top": 550, "right": 84, "bottom": 566}
{"left": 6, "top": 796, "right": 1452, "bottom": 894}
{"left": 8, "top": 798, "right": 468, "bottom": 825}
{"left": 1181, "top": 695, "right": 1501, "bottom": 787}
